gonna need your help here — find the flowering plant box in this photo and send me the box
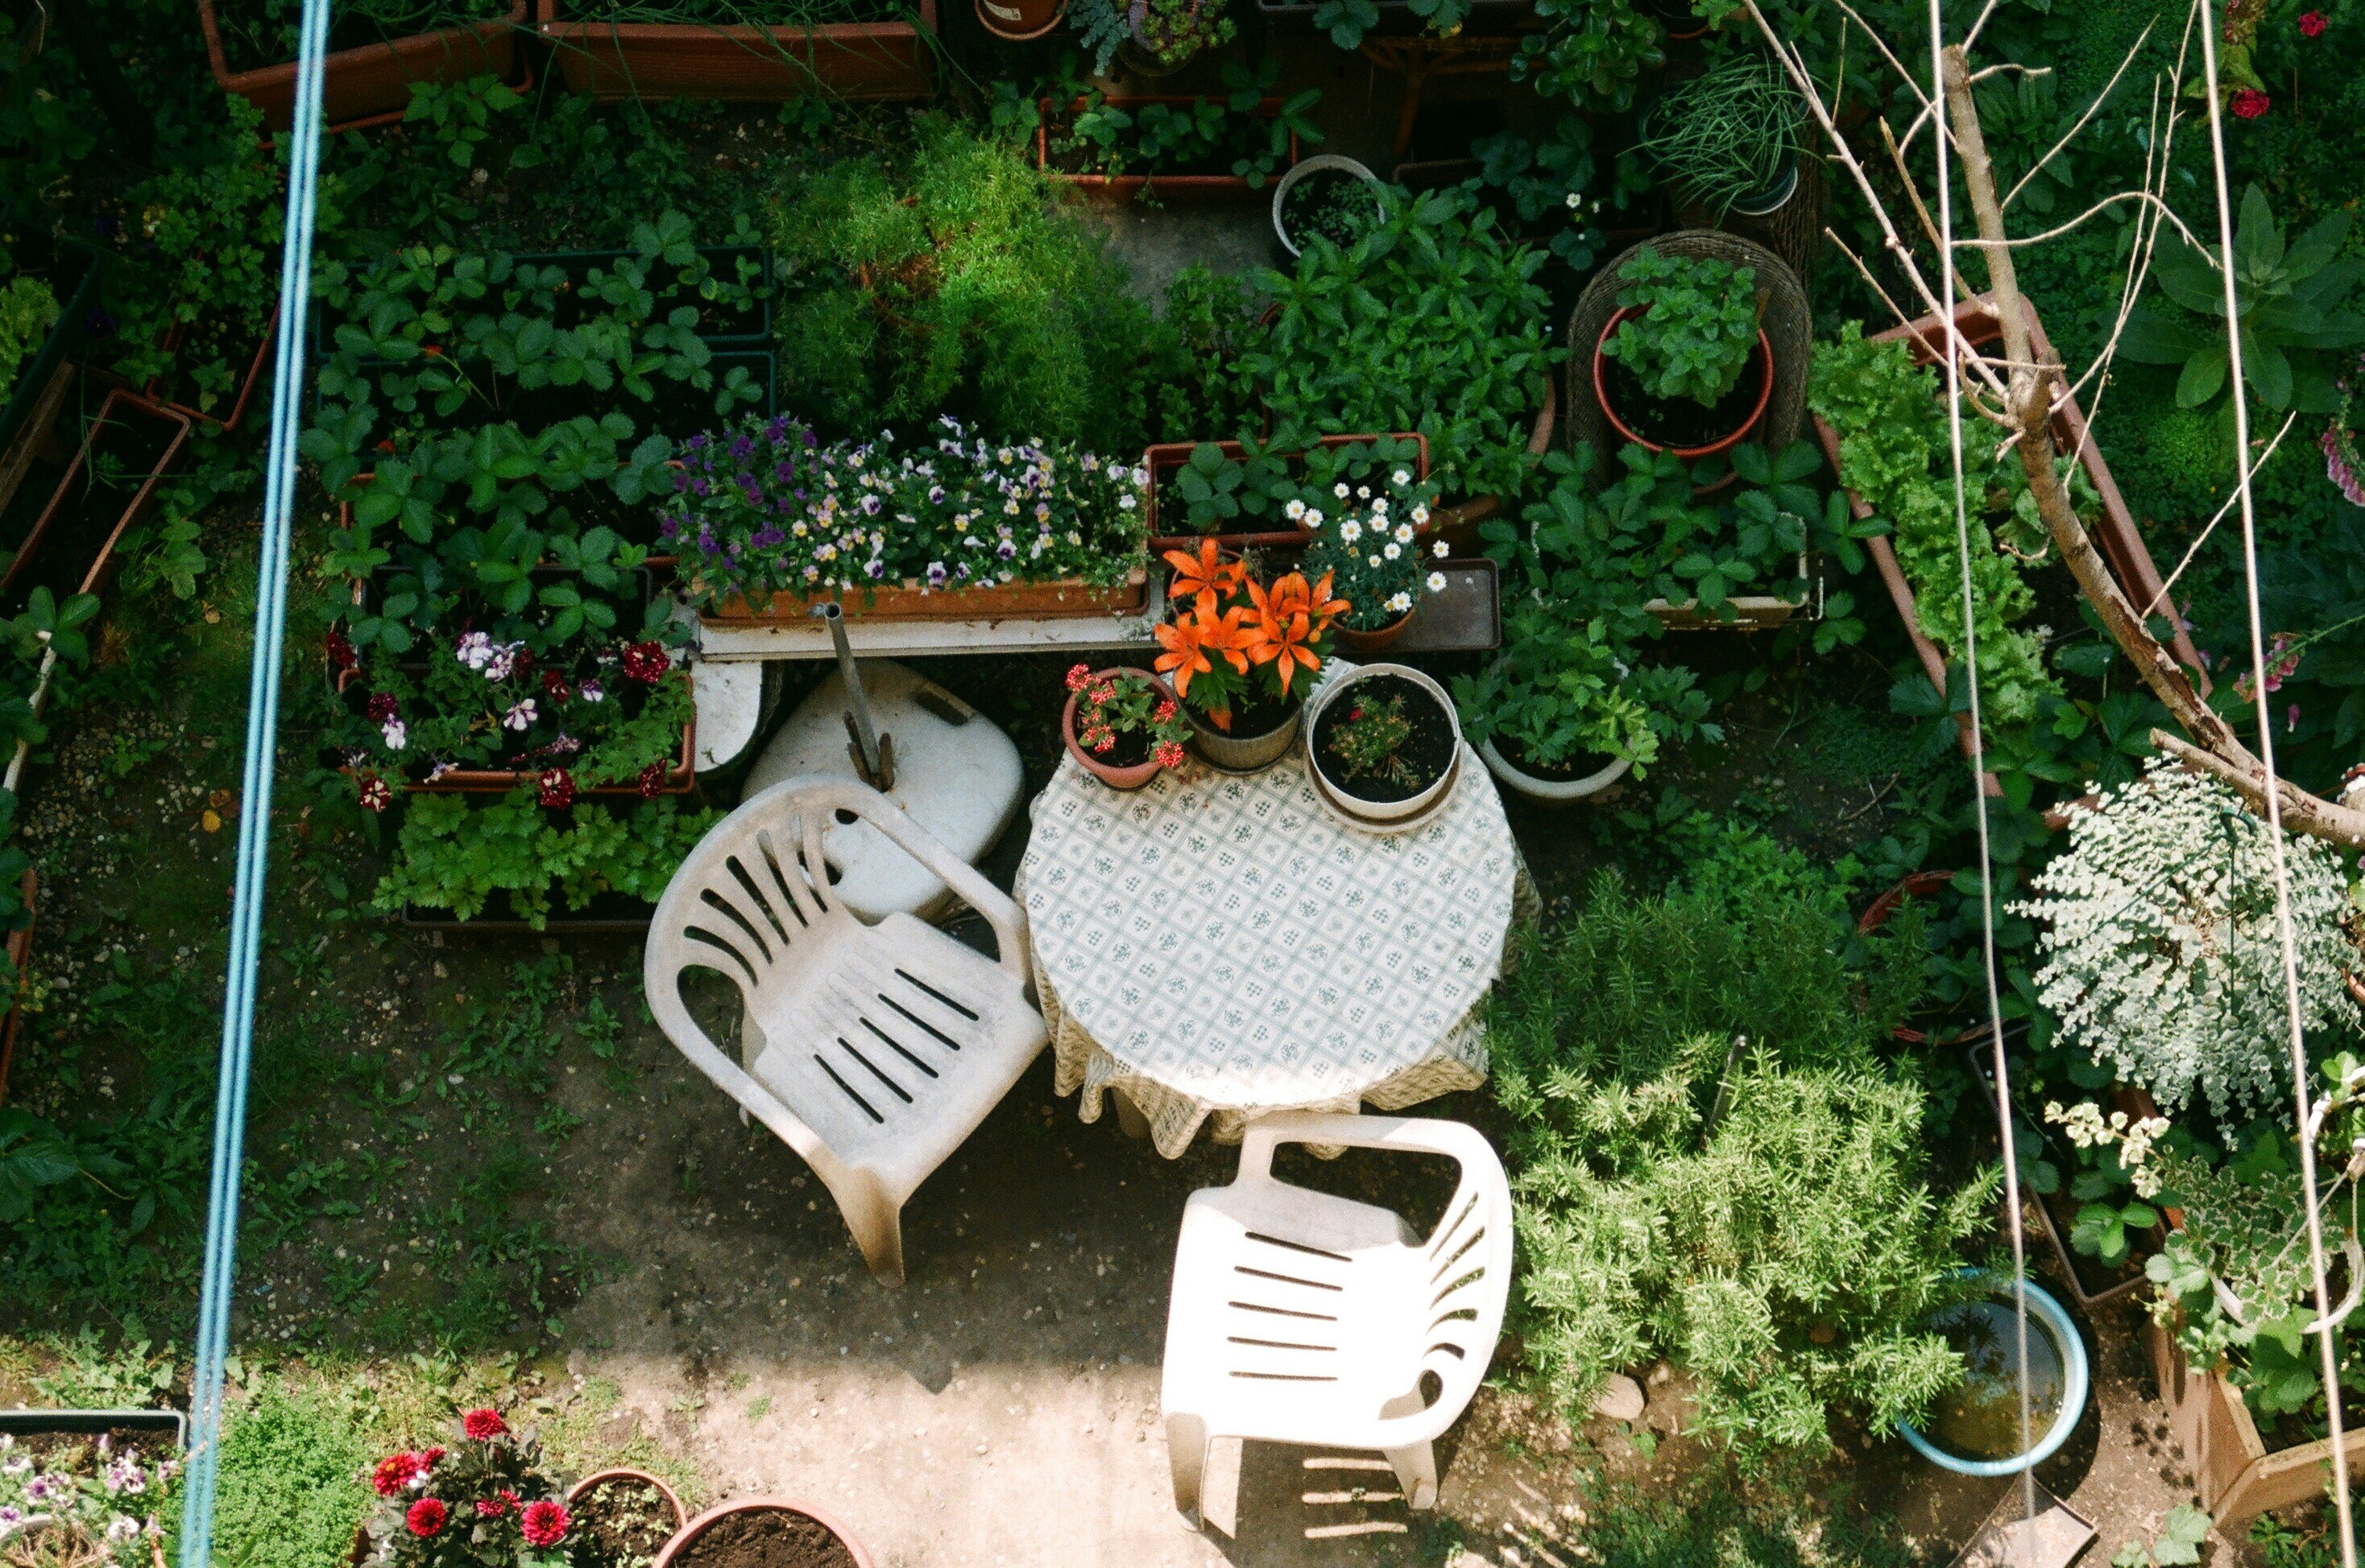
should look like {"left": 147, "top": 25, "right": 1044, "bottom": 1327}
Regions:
{"left": 707, "top": 571, "right": 1148, "bottom": 623}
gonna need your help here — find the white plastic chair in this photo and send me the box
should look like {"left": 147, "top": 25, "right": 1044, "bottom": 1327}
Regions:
{"left": 1158, "top": 1112, "right": 1513, "bottom": 1524}
{"left": 644, "top": 777, "right": 1047, "bottom": 1286}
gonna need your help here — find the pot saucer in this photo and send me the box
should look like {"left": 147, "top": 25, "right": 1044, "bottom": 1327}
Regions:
{"left": 1307, "top": 743, "right": 1466, "bottom": 836}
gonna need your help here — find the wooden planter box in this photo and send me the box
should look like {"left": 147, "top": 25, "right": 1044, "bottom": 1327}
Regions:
{"left": 2143, "top": 1317, "right": 2365, "bottom": 1525}
{"left": 197, "top": 0, "right": 529, "bottom": 129}
{"left": 705, "top": 569, "right": 1148, "bottom": 624}
{"left": 1810, "top": 295, "right": 2210, "bottom": 774}
{"left": 146, "top": 303, "right": 277, "bottom": 433}
{"left": 1036, "top": 95, "right": 1302, "bottom": 197}
{"left": 540, "top": 0, "right": 937, "bottom": 101}
{"left": 0, "top": 391, "right": 191, "bottom": 610}
{"left": 1144, "top": 432, "right": 1431, "bottom": 553}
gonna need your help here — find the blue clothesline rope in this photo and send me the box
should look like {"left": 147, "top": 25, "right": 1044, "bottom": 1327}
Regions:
{"left": 176, "top": 0, "right": 330, "bottom": 1558}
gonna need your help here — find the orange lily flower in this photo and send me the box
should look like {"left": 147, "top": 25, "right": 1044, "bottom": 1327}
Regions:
{"left": 1161, "top": 539, "right": 1246, "bottom": 614}
{"left": 1243, "top": 572, "right": 1323, "bottom": 697}
{"left": 1304, "top": 569, "right": 1349, "bottom": 631}
{"left": 1153, "top": 601, "right": 1246, "bottom": 701}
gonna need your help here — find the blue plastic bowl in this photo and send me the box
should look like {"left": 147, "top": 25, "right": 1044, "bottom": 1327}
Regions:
{"left": 1896, "top": 1273, "right": 2090, "bottom": 1476}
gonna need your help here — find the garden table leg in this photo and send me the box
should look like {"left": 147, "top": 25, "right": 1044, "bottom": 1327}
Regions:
{"left": 1114, "top": 1088, "right": 1152, "bottom": 1141}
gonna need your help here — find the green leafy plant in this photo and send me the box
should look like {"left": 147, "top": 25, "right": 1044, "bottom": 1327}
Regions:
{"left": 1602, "top": 247, "right": 1762, "bottom": 408}
{"left": 0, "top": 273, "right": 58, "bottom": 407}
{"left": 1452, "top": 601, "right": 1670, "bottom": 773}
{"left": 1133, "top": 0, "right": 1235, "bottom": 65}
{"left": 1294, "top": 453, "right": 1449, "bottom": 630}
{"left": 1472, "top": 119, "right": 1649, "bottom": 272}
{"left": 1637, "top": 53, "right": 1804, "bottom": 217}
{"left": 374, "top": 789, "right": 722, "bottom": 927}
{"left": 1049, "top": 63, "right": 1319, "bottom": 188}
{"left": 2114, "top": 1505, "right": 2212, "bottom": 1568}
{"left": 2122, "top": 184, "right": 2365, "bottom": 428}
{"left": 1509, "top": 0, "right": 1664, "bottom": 114}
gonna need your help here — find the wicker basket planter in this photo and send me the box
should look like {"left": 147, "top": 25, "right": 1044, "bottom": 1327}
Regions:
{"left": 197, "top": 0, "right": 528, "bottom": 128}
{"left": 540, "top": 0, "right": 938, "bottom": 101}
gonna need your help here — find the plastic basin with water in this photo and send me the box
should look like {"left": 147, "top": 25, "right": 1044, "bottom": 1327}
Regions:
{"left": 1895, "top": 1274, "right": 2089, "bottom": 1476}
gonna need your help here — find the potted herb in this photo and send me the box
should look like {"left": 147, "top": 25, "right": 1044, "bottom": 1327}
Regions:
{"left": 539, "top": 0, "right": 938, "bottom": 104}
{"left": 1061, "top": 664, "right": 1190, "bottom": 790}
{"left": 1638, "top": 53, "right": 1804, "bottom": 218}
{"left": 1297, "top": 459, "right": 1451, "bottom": 651}
{"left": 374, "top": 788, "right": 722, "bottom": 930}
{"left": 197, "top": 0, "right": 528, "bottom": 127}
{"left": 654, "top": 1499, "right": 872, "bottom": 1568}
{"left": 359, "top": 1410, "right": 574, "bottom": 1568}
{"left": 1153, "top": 540, "right": 1349, "bottom": 772}
{"left": 565, "top": 1470, "right": 686, "bottom": 1568}
{"left": 0, "top": 1418, "right": 180, "bottom": 1568}
{"left": 1122, "top": 0, "right": 1236, "bottom": 73}
{"left": 665, "top": 415, "right": 1150, "bottom": 623}
{"left": 1453, "top": 600, "right": 1660, "bottom": 804}
{"left": 1593, "top": 246, "right": 1772, "bottom": 460}
{"left": 1271, "top": 156, "right": 1388, "bottom": 256}
{"left": 1305, "top": 663, "right": 1462, "bottom": 825}
{"left": 1038, "top": 68, "right": 1318, "bottom": 197}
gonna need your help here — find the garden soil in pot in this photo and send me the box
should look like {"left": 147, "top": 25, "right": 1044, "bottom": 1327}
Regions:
{"left": 572, "top": 1476, "right": 681, "bottom": 1568}
{"left": 675, "top": 1508, "right": 859, "bottom": 1568}
{"left": 1312, "top": 672, "right": 1456, "bottom": 803}
{"left": 1601, "top": 346, "right": 1767, "bottom": 451}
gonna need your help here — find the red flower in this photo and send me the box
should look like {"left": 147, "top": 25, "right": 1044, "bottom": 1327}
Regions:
{"left": 474, "top": 1496, "right": 510, "bottom": 1518}
{"left": 520, "top": 1500, "right": 569, "bottom": 1548}
{"left": 366, "top": 692, "right": 399, "bottom": 722}
{"left": 536, "top": 769, "right": 575, "bottom": 809}
{"left": 358, "top": 776, "right": 392, "bottom": 813}
{"left": 1064, "top": 663, "right": 1092, "bottom": 693}
{"left": 2300, "top": 10, "right": 2326, "bottom": 34}
{"left": 371, "top": 1453, "right": 420, "bottom": 1496}
{"left": 460, "top": 1408, "right": 507, "bottom": 1441}
{"left": 636, "top": 762, "right": 668, "bottom": 799}
{"left": 622, "top": 641, "right": 668, "bottom": 685}
{"left": 541, "top": 668, "right": 570, "bottom": 702}
{"left": 511, "top": 649, "right": 535, "bottom": 681}
{"left": 1154, "top": 740, "right": 1187, "bottom": 770}
{"left": 405, "top": 1499, "right": 449, "bottom": 1538}
{"left": 2231, "top": 87, "right": 2271, "bottom": 118}
{"left": 325, "top": 629, "right": 358, "bottom": 674}
{"left": 419, "top": 1447, "right": 445, "bottom": 1467}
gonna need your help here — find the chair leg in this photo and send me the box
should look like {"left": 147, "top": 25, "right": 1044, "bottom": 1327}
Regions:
{"left": 834, "top": 1177, "right": 906, "bottom": 1288}
{"left": 1166, "top": 1413, "right": 1208, "bottom": 1526}
{"left": 1383, "top": 1438, "right": 1438, "bottom": 1511}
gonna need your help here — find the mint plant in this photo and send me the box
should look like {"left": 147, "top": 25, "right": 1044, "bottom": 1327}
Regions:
{"left": 1601, "top": 247, "right": 1761, "bottom": 408}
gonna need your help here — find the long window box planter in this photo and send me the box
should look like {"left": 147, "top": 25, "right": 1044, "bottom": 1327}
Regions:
{"left": 0, "top": 237, "right": 103, "bottom": 478}
{"left": 330, "top": 556, "right": 698, "bottom": 796}
{"left": 539, "top": 0, "right": 938, "bottom": 102}
{"left": 702, "top": 570, "right": 1149, "bottom": 625}
{"left": 0, "top": 390, "right": 191, "bottom": 612}
{"left": 1144, "top": 431, "right": 1430, "bottom": 554}
{"left": 1034, "top": 95, "right": 1302, "bottom": 198}
{"left": 197, "top": 0, "right": 530, "bottom": 129}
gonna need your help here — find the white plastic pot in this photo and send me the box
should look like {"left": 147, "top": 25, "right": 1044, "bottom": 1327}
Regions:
{"left": 1477, "top": 736, "right": 1632, "bottom": 805}
{"left": 1272, "top": 155, "right": 1387, "bottom": 258}
{"left": 1305, "top": 664, "right": 1461, "bottom": 824}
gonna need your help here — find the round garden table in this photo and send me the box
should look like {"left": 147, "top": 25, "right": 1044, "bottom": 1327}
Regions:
{"left": 1015, "top": 727, "right": 1532, "bottom": 1158}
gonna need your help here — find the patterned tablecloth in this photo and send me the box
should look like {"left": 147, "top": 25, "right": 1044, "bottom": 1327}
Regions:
{"left": 1016, "top": 736, "right": 1528, "bottom": 1158}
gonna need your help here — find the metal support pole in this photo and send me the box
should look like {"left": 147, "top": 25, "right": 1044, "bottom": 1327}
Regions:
{"left": 811, "top": 602, "right": 892, "bottom": 790}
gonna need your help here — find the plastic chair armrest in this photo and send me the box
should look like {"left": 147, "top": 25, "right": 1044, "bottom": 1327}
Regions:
{"left": 805, "top": 780, "right": 1033, "bottom": 986}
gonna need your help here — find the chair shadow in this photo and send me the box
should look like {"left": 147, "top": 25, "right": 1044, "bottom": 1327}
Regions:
{"left": 1197, "top": 1430, "right": 1467, "bottom": 1568}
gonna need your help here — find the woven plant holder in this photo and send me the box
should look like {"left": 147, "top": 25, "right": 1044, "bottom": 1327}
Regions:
{"left": 1564, "top": 230, "right": 1813, "bottom": 481}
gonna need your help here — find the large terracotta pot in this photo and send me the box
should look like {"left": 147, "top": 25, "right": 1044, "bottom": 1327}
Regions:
{"left": 653, "top": 1498, "right": 874, "bottom": 1568}
{"left": 565, "top": 1468, "right": 688, "bottom": 1554}
{"left": 1591, "top": 308, "right": 1775, "bottom": 463}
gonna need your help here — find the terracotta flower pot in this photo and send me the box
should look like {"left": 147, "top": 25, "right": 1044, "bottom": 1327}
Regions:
{"left": 654, "top": 1498, "right": 874, "bottom": 1568}
{"left": 1592, "top": 308, "right": 1775, "bottom": 463}
{"left": 975, "top": 0, "right": 1068, "bottom": 39}
{"left": 1333, "top": 606, "right": 1414, "bottom": 654}
{"left": 1062, "top": 667, "right": 1182, "bottom": 790}
{"left": 565, "top": 1468, "right": 688, "bottom": 1559}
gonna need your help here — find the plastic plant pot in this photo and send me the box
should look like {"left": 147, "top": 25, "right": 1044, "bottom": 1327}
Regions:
{"left": 975, "top": 0, "right": 1067, "bottom": 38}
{"left": 1592, "top": 308, "right": 1774, "bottom": 462}
{"left": 1271, "top": 155, "right": 1388, "bottom": 258}
{"left": 1896, "top": 1272, "right": 2089, "bottom": 1476}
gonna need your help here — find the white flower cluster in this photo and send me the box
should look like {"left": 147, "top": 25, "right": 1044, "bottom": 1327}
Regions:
{"left": 2043, "top": 1099, "right": 2172, "bottom": 1197}
{"left": 2012, "top": 758, "right": 2363, "bottom": 1125}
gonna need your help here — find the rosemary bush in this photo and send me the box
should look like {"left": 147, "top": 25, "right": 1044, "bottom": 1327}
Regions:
{"left": 1638, "top": 53, "right": 1804, "bottom": 217}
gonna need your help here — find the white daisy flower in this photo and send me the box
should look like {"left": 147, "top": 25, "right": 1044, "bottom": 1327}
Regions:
{"left": 1333, "top": 482, "right": 1350, "bottom": 500}
{"left": 1432, "top": 539, "right": 1450, "bottom": 557}
{"left": 1426, "top": 571, "right": 1448, "bottom": 593}
{"left": 1387, "top": 591, "right": 1411, "bottom": 613}
{"left": 1392, "top": 469, "right": 1410, "bottom": 486}
{"left": 1395, "top": 523, "right": 1414, "bottom": 544}
{"left": 1411, "top": 504, "right": 1430, "bottom": 524}
{"left": 1383, "top": 542, "right": 1401, "bottom": 561}
{"left": 1285, "top": 498, "right": 1307, "bottom": 520}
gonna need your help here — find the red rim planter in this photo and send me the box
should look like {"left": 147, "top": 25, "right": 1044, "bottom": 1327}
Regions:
{"left": 539, "top": 0, "right": 938, "bottom": 101}
{"left": 1062, "top": 666, "right": 1183, "bottom": 790}
{"left": 1035, "top": 95, "right": 1303, "bottom": 197}
{"left": 1590, "top": 307, "right": 1774, "bottom": 463}
{"left": 145, "top": 302, "right": 278, "bottom": 433}
{"left": 197, "top": 0, "right": 530, "bottom": 130}
{"left": 1809, "top": 294, "right": 2210, "bottom": 792}
{"left": 0, "top": 390, "right": 192, "bottom": 610}
{"left": 655, "top": 1498, "right": 875, "bottom": 1568}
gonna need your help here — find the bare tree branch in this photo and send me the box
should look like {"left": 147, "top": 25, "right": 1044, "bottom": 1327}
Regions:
{"left": 2004, "top": 19, "right": 2152, "bottom": 210}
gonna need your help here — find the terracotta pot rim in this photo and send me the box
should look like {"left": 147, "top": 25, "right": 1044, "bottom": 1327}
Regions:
{"left": 1061, "top": 666, "right": 1182, "bottom": 788}
{"left": 564, "top": 1467, "right": 688, "bottom": 1533}
{"left": 972, "top": 0, "right": 1068, "bottom": 39}
{"left": 653, "top": 1499, "right": 873, "bottom": 1568}
{"left": 1591, "top": 307, "right": 1775, "bottom": 462}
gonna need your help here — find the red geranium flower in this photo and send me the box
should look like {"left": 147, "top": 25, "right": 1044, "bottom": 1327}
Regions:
{"left": 366, "top": 692, "right": 400, "bottom": 722}
{"left": 460, "top": 1408, "right": 507, "bottom": 1441}
{"left": 325, "top": 629, "right": 358, "bottom": 674}
{"left": 520, "top": 1500, "right": 569, "bottom": 1548}
{"left": 637, "top": 762, "right": 668, "bottom": 799}
{"left": 541, "top": 668, "right": 570, "bottom": 701}
{"left": 536, "top": 768, "right": 576, "bottom": 809}
{"left": 358, "top": 776, "right": 393, "bottom": 813}
{"left": 2231, "top": 87, "right": 2271, "bottom": 118}
{"left": 2300, "top": 10, "right": 2326, "bottom": 34}
{"left": 622, "top": 641, "right": 668, "bottom": 685}
{"left": 405, "top": 1499, "right": 449, "bottom": 1538}
{"left": 371, "top": 1453, "right": 420, "bottom": 1496}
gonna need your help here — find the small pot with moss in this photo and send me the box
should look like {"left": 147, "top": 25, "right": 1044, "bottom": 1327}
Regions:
{"left": 1121, "top": 0, "right": 1236, "bottom": 74}
{"left": 1305, "top": 663, "right": 1461, "bottom": 825}
{"left": 1272, "top": 155, "right": 1389, "bottom": 257}
{"left": 1592, "top": 245, "right": 1773, "bottom": 461}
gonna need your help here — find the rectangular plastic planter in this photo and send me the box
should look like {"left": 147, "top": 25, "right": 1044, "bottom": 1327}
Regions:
{"left": 403, "top": 890, "right": 656, "bottom": 932}
{"left": 1144, "top": 432, "right": 1430, "bottom": 554}
{"left": 539, "top": 0, "right": 938, "bottom": 101}
{"left": 0, "top": 390, "right": 192, "bottom": 611}
{"left": 197, "top": 0, "right": 529, "bottom": 130}
{"left": 705, "top": 569, "right": 1149, "bottom": 624}
{"left": 1809, "top": 294, "right": 2208, "bottom": 777}
{"left": 0, "top": 1408, "right": 188, "bottom": 1448}
{"left": 1035, "top": 95, "right": 1302, "bottom": 198}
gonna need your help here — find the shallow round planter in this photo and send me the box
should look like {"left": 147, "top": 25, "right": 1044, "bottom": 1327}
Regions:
{"left": 1477, "top": 736, "right": 1631, "bottom": 805}
{"left": 1305, "top": 664, "right": 1461, "bottom": 824}
{"left": 1062, "top": 667, "right": 1182, "bottom": 791}
{"left": 1186, "top": 699, "right": 1301, "bottom": 773}
{"left": 1273, "top": 155, "right": 1388, "bottom": 258}
{"left": 1119, "top": 0, "right": 1204, "bottom": 73}
{"left": 566, "top": 1468, "right": 687, "bottom": 1567}
{"left": 1593, "top": 308, "right": 1775, "bottom": 462}
{"left": 1333, "top": 606, "right": 1414, "bottom": 655}
{"left": 654, "top": 1498, "right": 873, "bottom": 1568}
{"left": 1726, "top": 159, "right": 1800, "bottom": 218}
{"left": 974, "top": 0, "right": 1067, "bottom": 39}
{"left": 1896, "top": 1274, "right": 2090, "bottom": 1478}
